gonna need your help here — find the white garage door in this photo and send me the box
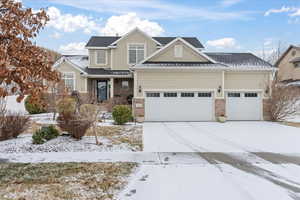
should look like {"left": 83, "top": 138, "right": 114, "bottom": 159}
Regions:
{"left": 226, "top": 92, "right": 262, "bottom": 121}
{"left": 145, "top": 91, "right": 214, "bottom": 121}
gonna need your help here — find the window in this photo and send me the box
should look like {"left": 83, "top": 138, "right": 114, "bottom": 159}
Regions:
{"left": 292, "top": 50, "right": 296, "bottom": 57}
{"left": 146, "top": 92, "right": 160, "bottom": 97}
{"left": 294, "top": 63, "right": 300, "bottom": 68}
{"left": 96, "top": 50, "right": 106, "bottom": 65}
{"left": 245, "top": 93, "right": 258, "bottom": 98}
{"left": 228, "top": 92, "right": 240, "bottom": 97}
{"left": 164, "top": 92, "right": 177, "bottom": 97}
{"left": 128, "top": 44, "right": 145, "bottom": 64}
{"left": 198, "top": 92, "right": 212, "bottom": 97}
{"left": 62, "top": 72, "right": 75, "bottom": 91}
{"left": 121, "top": 81, "right": 129, "bottom": 89}
{"left": 174, "top": 45, "right": 183, "bottom": 58}
{"left": 181, "top": 92, "right": 194, "bottom": 97}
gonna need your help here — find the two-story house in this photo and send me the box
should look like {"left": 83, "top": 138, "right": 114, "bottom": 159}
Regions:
{"left": 276, "top": 45, "right": 300, "bottom": 84}
{"left": 54, "top": 28, "right": 276, "bottom": 122}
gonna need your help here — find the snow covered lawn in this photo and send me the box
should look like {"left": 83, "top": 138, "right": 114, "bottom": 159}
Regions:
{"left": 0, "top": 125, "right": 142, "bottom": 153}
{"left": 0, "top": 162, "right": 137, "bottom": 200}
{"left": 144, "top": 122, "right": 300, "bottom": 153}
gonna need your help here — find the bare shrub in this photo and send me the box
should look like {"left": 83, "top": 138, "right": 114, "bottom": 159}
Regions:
{"left": 57, "top": 114, "right": 92, "bottom": 139}
{"left": 0, "top": 113, "right": 30, "bottom": 140}
{"left": 105, "top": 97, "right": 128, "bottom": 112}
{"left": 80, "top": 104, "right": 102, "bottom": 145}
{"left": 0, "top": 98, "right": 7, "bottom": 117}
{"left": 269, "top": 81, "right": 300, "bottom": 121}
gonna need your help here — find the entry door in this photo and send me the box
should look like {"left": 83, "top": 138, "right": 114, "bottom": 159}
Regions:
{"left": 226, "top": 92, "right": 261, "bottom": 121}
{"left": 97, "top": 80, "right": 108, "bottom": 102}
{"left": 145, "top": 91, "right": 214, "bottom": 121}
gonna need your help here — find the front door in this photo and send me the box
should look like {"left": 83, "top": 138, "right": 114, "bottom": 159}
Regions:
{"left": 97, "top": 80, "right": 108, "bottom": 102}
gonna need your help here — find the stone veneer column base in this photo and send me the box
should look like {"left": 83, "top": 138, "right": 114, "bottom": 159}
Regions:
{"left": 132, "top": 98, "right": 145, "bottom": 123}
{"left": 263, "top": 99, "right": 271, "bottom": 121}
{"left": 215, "top": 99, "right": 226, "bottom": 120}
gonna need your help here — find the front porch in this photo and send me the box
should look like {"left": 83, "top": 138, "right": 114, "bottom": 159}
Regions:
{"left": 87, "top": 78, "right": 134, "bottom": 103}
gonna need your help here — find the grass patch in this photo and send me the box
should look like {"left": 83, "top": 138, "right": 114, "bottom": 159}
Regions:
{"left": 280, "top": 122, "right": 300, "bottom": 128}
{"left": 0, "top": 162, "right": 137, "bottom": 200}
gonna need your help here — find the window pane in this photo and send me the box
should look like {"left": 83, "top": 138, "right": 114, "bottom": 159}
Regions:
{"left": 96, "top": 50, "right": 106, "bottom": 64}
{"left": 137, "top": 50, "right": 144, "bottom": 63}
{"left": 245, "top": 93, "right": 258, "bottom": 98}
{"left": 63, "top": 73, "right": 74, "bottom": 79}
{"left": 65, "top": 79, "right": 74, "bottom": 91}
{"left": 121, "top": 81, "right": 129, "bottom": 88}
{"left": 164, "top": 92, "right": 177, "bottom": 97}
{"left": 228, "top": 92, "right": 240, "bottom": 97}
{"left": 198, "top": 92, "right": 212, "bottom": 97}
{"left": 181, "top": 92, "right": 194, "bottom": 97}
{"left": 146, "top": 92, "right": 160, "bottom": 97}
{"left": 129, "top": 50, "right": 136, "bottom": 64}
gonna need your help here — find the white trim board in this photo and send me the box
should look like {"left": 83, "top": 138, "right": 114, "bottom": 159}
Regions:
{"left": 138, "top": 37, "right": 217, "bottom": 65}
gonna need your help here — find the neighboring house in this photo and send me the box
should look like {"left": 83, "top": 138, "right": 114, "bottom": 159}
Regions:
{"left": 54, "top": 28, "right": 275, "bottom": 122}
{"left": 275, "top": 45, "right": 300, "bottom": 84}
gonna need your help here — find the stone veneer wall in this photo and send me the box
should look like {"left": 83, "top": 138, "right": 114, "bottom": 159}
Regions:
{"left": 215, "top": 99, "right": 226, "bottom": 119}
{"left": 132, "top": 98, "right": 145, "bottom": 122}
{"left": 263, "top": 99, "right": 271, "bottom": 121}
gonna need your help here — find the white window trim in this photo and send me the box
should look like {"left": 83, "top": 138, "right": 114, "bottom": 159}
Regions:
{"left": 95, "top": 50, "right": 107, "bottom": 66}
{"left": 127, "top": 43, "right": 146, "bottom": 65}
{"left": 62, "top": 72, "right": 76, "bottom": 91}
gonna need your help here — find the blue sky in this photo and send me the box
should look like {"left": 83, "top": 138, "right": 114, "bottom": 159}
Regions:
{"left": 22, "top": 0, "right": 300, "bottom": 57}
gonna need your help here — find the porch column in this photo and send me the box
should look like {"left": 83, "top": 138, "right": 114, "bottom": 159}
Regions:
{"left": 110, "top": 78, "right": 114, "bottom": 98}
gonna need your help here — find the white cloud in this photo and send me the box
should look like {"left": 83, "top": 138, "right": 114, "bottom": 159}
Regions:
{"left": 100, "top": 13, "right": 164, "bottom": 36}
{"left": 46, "top": 7, "right": 101, "bottom": 34}
{"left": 59, "top": 42, "right": 87, "bottom": 55}
{"left": 50, "top": 32, "right": 62, "bottom": 39}
{"left": 47, "top": 0, "right": 251, "bottom": 21}
{"left": 206, "top": 38, "right": 238, "bottom": 49}
{"left": 264, "top": 6, "right": 300, "bottom": 17}
{"left": 220, "top": 0, "right": 242, "bottom": 7}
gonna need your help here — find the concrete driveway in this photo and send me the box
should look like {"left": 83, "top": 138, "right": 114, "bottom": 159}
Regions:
{"left": 143, "top": 122, "right": 300, "bottom": 153}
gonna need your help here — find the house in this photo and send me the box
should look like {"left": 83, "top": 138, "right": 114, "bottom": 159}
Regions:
{"left": 275, "top": 45, "right": 300, "bottom": 84}
{"left": 53, "top": 28, "right": 275, "bottom": 122}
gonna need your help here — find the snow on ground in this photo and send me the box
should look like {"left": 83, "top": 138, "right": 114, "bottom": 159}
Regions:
{"left": 144, "top": 122, "right": 300, "bottom": 153}
{"left": 4, "top": 95, "right": 27, "bottom": 114}
{"left": 0, "top": 134, "right": 138, "bottom": 154}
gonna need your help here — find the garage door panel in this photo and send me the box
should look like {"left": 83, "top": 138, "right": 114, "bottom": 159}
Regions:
{"left": 145, "top": 92, "right": 214, "bottom": 122}
{"left": 226, "top": 92, "right": 261, "bottom": 121}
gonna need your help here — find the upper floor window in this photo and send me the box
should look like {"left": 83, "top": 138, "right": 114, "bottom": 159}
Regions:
{"left": 174, "top": 45, "right": 183, "bottom": 58}
{"left": 96, "top": 50, "right": 106, "bottom": 65}
{"left": 128, "top": 44, "right": 145, "bottom": 64}
{"left": 62, "top": 72, "right": 75, "bottom": 92}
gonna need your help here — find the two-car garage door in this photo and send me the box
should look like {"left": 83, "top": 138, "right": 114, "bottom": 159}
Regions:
{"left": 145, "top": 91, "right": 214, "bottom": 121}
{"left": 144, "top": 91, "right": 262, "bottom": 121}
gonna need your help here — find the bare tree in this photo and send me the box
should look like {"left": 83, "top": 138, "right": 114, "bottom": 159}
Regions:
{"left": 261, "top": 41, "right": 288, "bottom": 64}
{"left": 269, "top": 80, "right": 300, "bottom": 121}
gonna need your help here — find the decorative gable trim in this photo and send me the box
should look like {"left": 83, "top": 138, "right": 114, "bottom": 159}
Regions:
{"left": 109, "top": 27, "right": 162, "bottom": 46}
{"left": 53, "top": 57, "right": 87, "bottom": 75}
{"left": 138, "top": 37, "right": 217, "bottom": 64}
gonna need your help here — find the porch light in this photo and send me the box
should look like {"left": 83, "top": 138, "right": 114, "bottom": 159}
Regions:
{"left": 138, "top": 85, "right": 142, "bottom": 93}
{"left": 218, "top": 86, "right": 222, "bottom": 93}
{"left": 265, "top": 87, "right": 269, "bottom": 95}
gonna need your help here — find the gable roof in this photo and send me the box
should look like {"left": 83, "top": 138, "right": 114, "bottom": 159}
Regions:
{"left": 275, "top": 45, "right": 300, "bottom": 67}
{"left": 204, "top": 52, "right": 274, "bottom": 69}
{"left": 85, "top": 30, "right": 204, "bottom": 49}
{"left": 53, "top": 55, "right": 88, "bottom": 74}
{"left": 139, "top": 37, "right": 216, "bottom": 64}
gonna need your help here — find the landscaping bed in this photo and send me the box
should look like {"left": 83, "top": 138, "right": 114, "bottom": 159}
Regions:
{"left": 0, "top": 125, "right": 142, "bottom": 153}
{"left": 0, "top": 162, "right": 138, "bottom": 200}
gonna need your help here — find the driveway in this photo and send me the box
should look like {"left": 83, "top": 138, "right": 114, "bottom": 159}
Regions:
{"left": 143, "top": 122, "right": 300, "bottom": 153}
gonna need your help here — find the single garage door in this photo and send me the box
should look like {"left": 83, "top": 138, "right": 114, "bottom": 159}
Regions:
{"left": 145, "top": 91, "right": 214, "bottom": 121}
{"left": 226, "top": 92, "right": 262, "bottom": 121}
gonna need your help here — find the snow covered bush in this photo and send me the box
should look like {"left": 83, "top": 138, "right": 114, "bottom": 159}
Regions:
{"left": 25, "top": 95, "right": 46, "bottom": 114}
{"left": 32, "top": 125, "right": 60, "bottom": 144}
{"left": 0, "top": 113, "right": 30, "bottom": 140}
{"left": 269, "top": 82, "right": 300, "bottom": 121}
{"left": 112, "top": 105, "right": 132, "bottom": 125}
